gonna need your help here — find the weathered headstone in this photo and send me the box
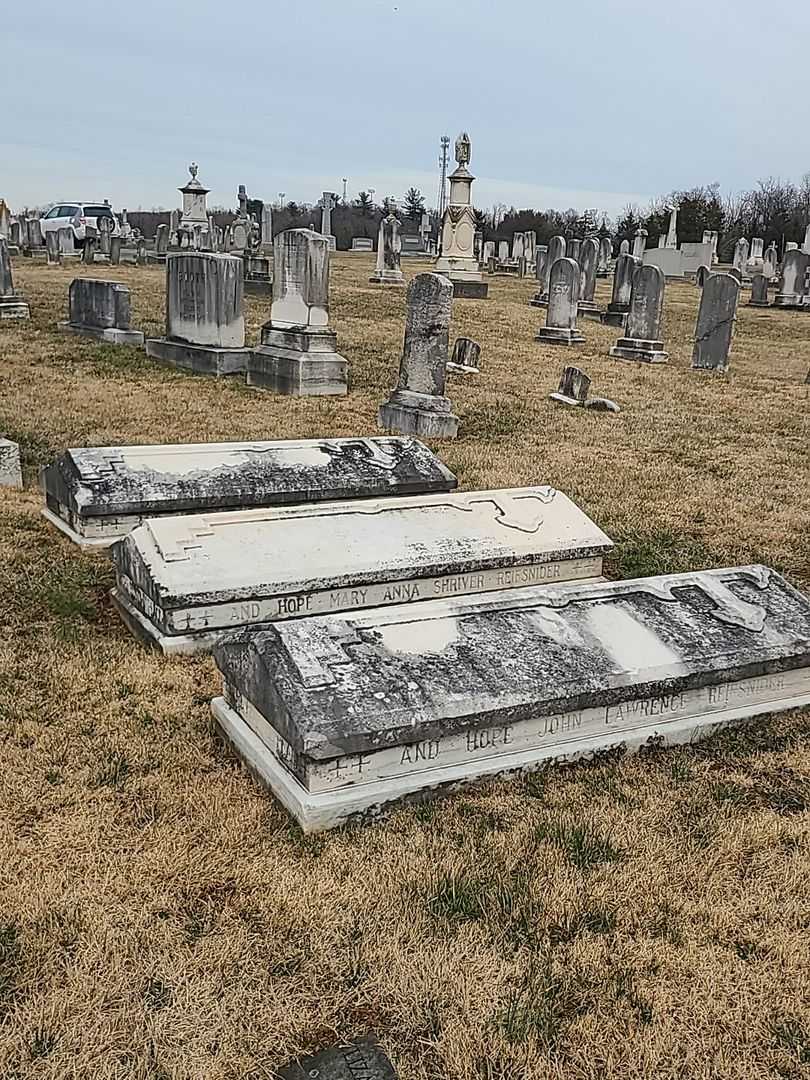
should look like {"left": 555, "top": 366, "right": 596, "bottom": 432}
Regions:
{"left": 762, "top": 243, "right": 778, "bottom": 281}
{"left": 276, "top": 1038, "right": 398, "bottom": 1080}
{"left": 57, "top": 228, "right": 74, "bottom": 255}
{"left": 602, "top": 253, "right": 639, "bottom": 326}
{"left": 535, "top": 258, "right": 584, "bottom": 346}
{"left": 733, "top": 238, "right": 749, "bottom": 277}
{"left": 748, "top": 274, "right": 770, "bottom": 308}
{"left": 248, "top": 229, "right": 348, "bottom": 396}
{"left": 0, "top": 239, "right": 30, "bottom": 319}
{"left": 9, "top": 220, "right": 21, "bottom": 248}
{"left": 82, "top": 234, "right": 96, "bottom": 264}
{"left": 619, "top": 239, "right": 630, "bottom": 256}
{"left": 773, "top": 250, "right": 810, "bottom": 308}
{"left": 531, "top": 235, "right": 565, "bottom": 307}
{"left": 59, "top": 279, "right": 145, "bottom": 346}
{"left": 691, "top": 273, "right": 740, "bottom": 373}
{"left": 695, "top": 264, "right": 710, "bottom": 287}
{"left": 156, "top": 225, "right": 169, "bottom": 256}
{"left": 113, "top": 484, "right": 613, "bottom": 653}
{"left": 786, "top": 242, "right": 798, "bottom": 252}
{"left": 135, "top": 238, "right": 148, "bottom": 265}
{"left": 45, "top": 230, "right": 61, "bottom": 266}
{"left": 369, "top": 211, "right": 405, "bottom": 285}
{"left": 434, "top": 132, "right": 488, "bottom": 298}
{"left": 145, "top": 252, "right": 251, "bottom": 375}
{"left": 567, "top": 238, "right": 582, "bottom": 265}
{"left": 261, "top": 203, "right": 273, "bottom": 253}
{"left": 549, "top": 366, "right": 620, "bottom": 412}
{"left": 609, "top": 264, "right": 668, "bottom": 363}
{"left": 577, "top": 238, "right": 601, "bottom": 317}
{"left": 41, "top": 436, "right": 457, "bottom": 548}
{"left": 597, "top": 236, "right": 612, "bottom": 276}
{"left": 747, "top": 236, "right": 764, "bottom": 275}
{"left": 109, "top": 236, "right": 122, "bottom": 265}
{"left": 0, "top": 200, "right": 9, "bottom": 239}
{"left": 512, "top": 233, "right": 525, "bottom": 261}
{"left": 378, "top": 272, "right": 458, "bottom": 437}
{"left": 97, "top": 216, "right": 112, "bottom": 256}
{"left": 632, "top": 227, "right": 647, "bottom": 260}
{"left": 447, "top": 336, "right": 481, "bottom": 374}
{"left": 728, "top": 266, "right": 742, "bottom": 284}
{"left": 243, "top": 252, "right": 272, "bottom": 295}
{"left": 0, "top": 438, "right": 23, "bottom": 488}
{"left": 211, "top": 564, "right": 810, "bottom": 832}
{"left": 498, "top": 240, "right": 509, "bottom": 263}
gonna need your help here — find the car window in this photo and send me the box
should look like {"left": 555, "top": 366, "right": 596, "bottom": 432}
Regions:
{"left": 83, "top": 205, "right": 113, "bottom": 218}
{"left": 60, "top": 205, "right": 80, "bottom": 217}
{"left": 44, "top": 207, "right": 60, "bottom": 219}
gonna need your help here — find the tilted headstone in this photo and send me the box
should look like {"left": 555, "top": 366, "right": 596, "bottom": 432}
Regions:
{"left": 0, "top": 439, "right": 23, "bottom": 489}
{"left": 632, "top": 227, "right": 647, "bottom": 260}
{"left": 211, "top": 564, "right": 810, "bottom": 832}
{"left": 109, "top": 236, "right": 122, "bottom": 265}
{"left": 773, "top": 249, "right": 810, "bottom": 308}
{"left": 369, "top": 212, "right": 405, "bottom": 285}
{"left": 602, "top": 253, "right": 639, "bottom": 326}
{"left": 378, "top": 272, "right": 458, "bottom": 438}
{"left": 59, "top": 278, "right": 145, "bottom": 346}
{"left": 45, "top": 230, "right": 61, "bottom": 266}
{"left": 447, "top": 336, "right": 481, "bottom": 374}
{"left": 619, "top": 238, "right": 630, "bottom": 255}
{"left": 531, "top": 235, "right": 565, "bottom": 306}
{"left": 145, "top": 252, "right": 251, "bottom": 375}
{"left": 577, "top": 238, "right": 600, "bottom": 317}
{"left": 691, "top": 273, "right": 740, "bottom": 374}
{"left": 609, "top": 264, "right": 668, "bottom": 363}
{"left": 113, "top": 484, "right": 613, "bottom": 653}
{"left": 0, "top": 238, "right": 30, "bottom": 319}
{"left": 695, "top": 264, "right": 710, "bottom": 287}
{"left": 549, "top": 365, "right": 620, "bottom": 412}
{"left": 748, "top": 274, "right": 770, "bottom": 308}
{"left": 248, "top": 229, "right": 348, "bottom": 396}
{"left": 41, "top": 436, "right": 457, "bottom": 548}
{"left": 276, "top": 1038, "right": 398, "bottom": 1080}
{"left": 535, "top": 258, "right": 584, "bottom": 346}
{"left": 567, "top": 238, "right": 582, "bottom": 265}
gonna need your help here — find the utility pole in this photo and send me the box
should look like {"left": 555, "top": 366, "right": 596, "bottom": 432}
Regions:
{"left": 437, "top": 135, "right": 450, "bottom": 222}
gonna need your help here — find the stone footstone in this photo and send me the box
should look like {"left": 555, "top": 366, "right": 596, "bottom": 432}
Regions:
{"left": 59, "top": 278, "right": 145, "bottom": 348}
{"left": 535, "top": 257, "right": 584, "bottom": 346}
{"left": 146, "top": 252, "right": 251, "bottom": 377}
{"left": 0, "top": 439, "right": 23, "bottom": 488}
{"left": 211, "top": 564, "right": 810, "bottom": 831}
{"left": 247, "top": 229, "right": 348, "bottom": 397}
{"left": 41, "top": 436, "right": 456, "bottom": 548}
{"left": 276, "top": 1038, "right": 397, "bottom": 1080}
{"left": 111, "top": 485, "right": 613, "bottom": 654}
{"left": 609, "top": 264, "right": 668, "bottom": 363}
{"left": 379, "top": 273, "right": 458, "bottom": 439}
{"left": 447, "top": 336, "right": 481, "bottom": 374}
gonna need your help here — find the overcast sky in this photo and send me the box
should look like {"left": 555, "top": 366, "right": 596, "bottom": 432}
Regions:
{"left": 4, "top": 0, "right": 809, "bottom": 218}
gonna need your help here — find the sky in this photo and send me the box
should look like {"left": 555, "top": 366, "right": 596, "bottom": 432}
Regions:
{"left": 4, "top": 0, "right": 810, "bottom": 219}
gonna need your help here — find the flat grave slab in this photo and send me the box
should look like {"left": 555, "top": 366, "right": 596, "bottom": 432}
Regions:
{"left": 210, "top": 565, "right": 810, "bottom": 831}
{"left": 41, "top": 436, "right": 456, "bottom": 548}
{"left": 111, "top": 486, "right": 613, "bottom": 653}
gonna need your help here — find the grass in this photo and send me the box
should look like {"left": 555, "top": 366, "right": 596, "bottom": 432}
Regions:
{"left": 0, "top": 255, "right": 809, "bottom": 1079}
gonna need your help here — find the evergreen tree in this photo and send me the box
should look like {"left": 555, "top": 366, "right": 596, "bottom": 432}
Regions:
{"left": 403, "top": 187, "right": 426, "bottom": 222}
{"left": 355, "top": 191, "right": 374, "bottom": 218}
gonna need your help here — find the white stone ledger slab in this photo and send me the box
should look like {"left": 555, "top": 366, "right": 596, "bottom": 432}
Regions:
{"left": 210, "top": 564, "right": 810, "bottom": 831}
{"left": 111, "top": 486, "right": 613, "bottom": 653}
{"left": 41, "top": 436, "right": 458, "bottom": 548}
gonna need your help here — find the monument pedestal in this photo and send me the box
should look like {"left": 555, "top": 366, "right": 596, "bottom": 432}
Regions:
{"left": 577, "top": 300, "right": 602, "bottom": 319}
{"left": 451, "top": 279, "right": 489, "bottom": 299}
{"left": 529, "top": 293, "right": 549, "bottom": 308}
{"left": 610, "top": 337, "right": 668, "bottom": 363}
{"left": 535, "top": 326, "right": 585, "bottom": 346}
{"left": 369, "top": 269, "right": 405, "bottom": 286}
{"left": 378, "top": 388, "right": 459, "bottom": 439}
{"left": 146, "top": 338, "right": 250, "bottom": 376}
{"left": 601, "top": 304, "right": 629, "bottom": 327}
{"left": 59, "top": 322, "right": 145, "bottom": 347}
{"left": 248, "top": 326, "right": 348, "bottom": 396}
{"left": 0, "top": 295, "right": 30, "bottom": 319}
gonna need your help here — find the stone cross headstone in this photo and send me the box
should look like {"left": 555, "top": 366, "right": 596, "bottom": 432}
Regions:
{"left": 619, "top": 238, "right": 630, "bottom": 255}
{"left": 447, "top": 336, "right": 481, "bottom": 374}
{"left": 535, "top": 257, "right": 584, "bottom": 345}
{"left": 632, "top": 227, "right": 647, "bottom": 260}
{"left": 578, "top": 238, "right": 600, "bottom": 316}
{"left": 748, "top": 274, "right": 770, "bottom": 307}
{"left": 692, "top": 273, "right": 740, "bottom": 373}
{"left": 0, "top": 238, "right": 31, "bottom": 318}
{"left": 378, "top": 272, "right": 458, "bottom": 437}
{"left": 45, "top": 230, "right": 61, "bottom": 266}
{"left": 609, "top": 264, "right": 668, "bottom": 362}
{"left": 248, "top": 229, "right": 348, "bottom": 395}
{"left": 773, "top": 249, "right": 810, "bottom": 308}
{"left": 60, "top": 278, "right": 145, "bottom": 346}
{"left": 603, "top": 253, "right": 639, "bottom": 325}
{"left": 369, "top": 211, "right": 405, "bottom": 285}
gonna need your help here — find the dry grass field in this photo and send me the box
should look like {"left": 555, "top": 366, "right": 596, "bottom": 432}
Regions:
{"left": 1, "top": 254, "right": 809, "bottom": 1080}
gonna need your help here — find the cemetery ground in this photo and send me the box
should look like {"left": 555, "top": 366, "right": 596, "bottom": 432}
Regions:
{"left": 1, "top": 255, "right": 809, "bottom": 1080}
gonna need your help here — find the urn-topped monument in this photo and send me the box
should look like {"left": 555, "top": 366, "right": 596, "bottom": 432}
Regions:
{"left": 178, "top": 162, "right": 210, "bottom": 245}
{"left": 434, "top": 133, "right": 488, "bottom": 300}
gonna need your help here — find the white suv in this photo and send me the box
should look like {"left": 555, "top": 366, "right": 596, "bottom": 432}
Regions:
{"left": 40, "top": 202, "right": 121, "bottom": 246}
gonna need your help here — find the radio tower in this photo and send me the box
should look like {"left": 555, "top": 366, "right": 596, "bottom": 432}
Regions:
{"left": 437, "top": 135, "right": 450, "bottom": 221}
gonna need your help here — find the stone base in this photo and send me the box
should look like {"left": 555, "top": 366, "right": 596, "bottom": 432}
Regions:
{"left": 111, "top": 587, "right": 211, "bottom": 655}
{"left": 747, "top": 299, "right": 771, "bottom": 308}
{"left": 58, "top": 322, "right": 145, "bottom": 347}
{"left": 0, "top": 438, "right": 23, "bottom": 489}
{"left": 0, "top": 295, "right": 30, "bottom": 319}
{"left": 535, "top": 327, "right": 585, "bottom": 346}
{"left": 452, "top": 280, "right": 489, "bottom": 299}
{"left": 610, "top": 338, "right": 668, "bottom": 363}
{"left": 369, "top": 270, "right": 406, "bottom": 286}
{"left": 772, "top": 295, "right": 806, "bottom": 309}
{"left": 145, "top": 337, "right": 251, "bottom": 376}
{"left": 446, "top": 362, "right": 479, "bottom": 375}
{"left": 244, "top": 279, "right": 273, "bottom": 296}
{"left": 248, "top": 349, "right": 348, "bottom": 396}
{"left": 578, "top": 301, "right": 602, "bottom": 319}
{"left": 378, "top": 389, "right": 459, "bottom": 439}
{"left": 529, "top": 295, "right": 549, "bottom": 309}
{"left": 42, "top": 508, "right": 117, "bottom": 550}
{"left": 601, "top": 305, "right": 629, "bottom": 327}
